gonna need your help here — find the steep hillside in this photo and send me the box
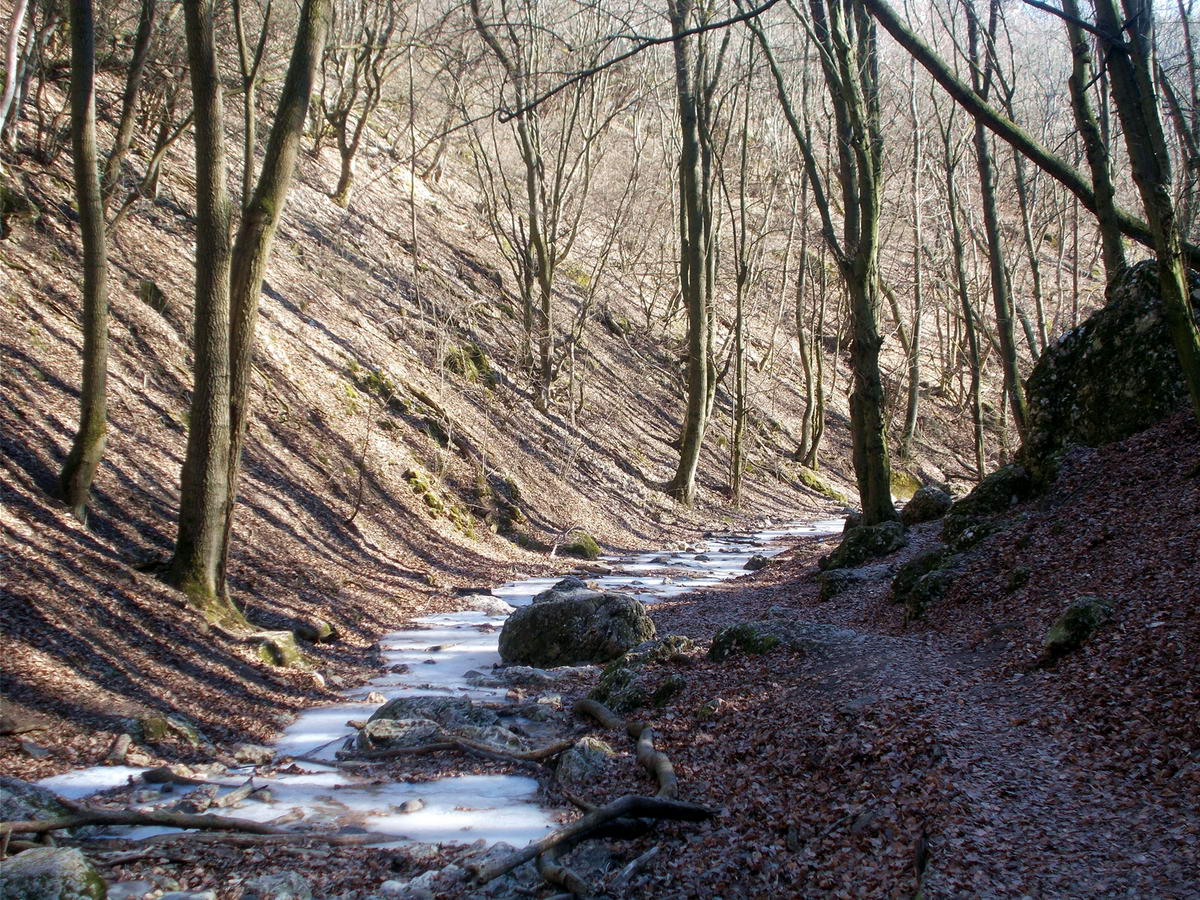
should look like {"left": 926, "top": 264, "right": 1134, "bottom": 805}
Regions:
{"left": 0, "top": 79, "right": 987, "bottom": 774}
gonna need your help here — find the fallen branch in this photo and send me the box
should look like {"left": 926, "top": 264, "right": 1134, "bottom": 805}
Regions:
{"left": 612, "top": 845, "right": 660, "bottom": 887}
{"left": 1, "top": 798, "right": 289, "bottom": 837}
{"left": 472, "top": 795, "right": 714, "bottom": 884}
{"left": 344, "top": 735, "right": 576, "bottom": 765}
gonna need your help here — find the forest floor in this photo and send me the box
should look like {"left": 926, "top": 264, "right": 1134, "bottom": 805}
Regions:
{"left": 36, "top": 411, "right": 1199, "bottom": 899}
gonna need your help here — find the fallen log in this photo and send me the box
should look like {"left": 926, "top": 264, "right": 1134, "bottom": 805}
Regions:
{"left": 471, "top": 795, "right": 714, "bottom": 884}
{"left": 1, "top": 797, "right": 289, "bottom": 837}
{"left": 344, "top": 735, "right": 576, "bottom": 765}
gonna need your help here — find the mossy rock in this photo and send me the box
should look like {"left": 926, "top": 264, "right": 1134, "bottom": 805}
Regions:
{"left": 1041, "top": 595, "right": 1114, "bottom": 664}
{"left": 499, "top": 587, "right": 655, "bottom": 666}
{"left": 557, "top": 737, "right": 616, "bottom": 788}
{"left": 444, "top": 342, "right": 497, "bottom": 387}
{"left": 901, "top": 485, "right": 954, "bottom": 526}
{"left": 404, "top": 467, "right": 476, "bottom": 537}
{"left": 294, "top": 617, "right": 339, "bottom": 644}
{"left": 589, "top": 663, "right": 647, "bottom": 713}
{"left": 138, "top": 714, "right": 202, "bottom": 746}
{"left": 652, "top": 674, "right": 687, "bottom": 707}
{"left": 0, "top": 847, "right": 107, "bottom": 899}
{"left": 795, "top": 465, "right": 850, "bottom": 504}
{"left": 890, "top": 469, "right": 922, "bottom": 501}
{"left": 891, "top": 546, "right": 959, "bottom": 621}
{"left": 818, "top": 521, "right": 906, "bottom": 571}
{"left": 1006, "top": 565, "right": 1032, "bottom": 593}
{"left": 251, "top": 631, "right": 305, "bottom": 668}
{"left": 0, "top": 778, "right": 71, "bottom": 828}
{"left": 708, "top": 623, "right": 781, "bottom": 662}
{"left": 942, "top": 465, "right": 1034, "bottom": 548}
{"left": 1019, "top": 260, "right": 1200, "bottom": 484}
{"left": 560, "top": 529, "right": 601, "bottom": 560}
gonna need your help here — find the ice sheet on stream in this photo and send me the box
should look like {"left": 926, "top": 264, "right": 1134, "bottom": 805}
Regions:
{"left": 39, "top": 517, "right": 844, "bottom": 848}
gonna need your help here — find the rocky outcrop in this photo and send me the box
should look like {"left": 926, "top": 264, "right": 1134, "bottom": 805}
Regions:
{"left": 498, "top": 583, "right": 655, "bottom": 667}
{"left": 709, "top": 621, "right": 862, "bottom": 662}
{"left": 891, "top": 546, "right": 961, "bottom": 620}
{"left": 1020, "top": 260, "right": 1200, "bottom": 483}
{"left": 0, "top": 848, "right": 107, "bottom": 899}
{"left": 942, "top": 465, "right": 1034, "bottom": 551}
{"left": 901, "top": 485, "right": 953, "bottom": 525}
{"left": 819, "top": 521, "right": 906, "bottom": 571}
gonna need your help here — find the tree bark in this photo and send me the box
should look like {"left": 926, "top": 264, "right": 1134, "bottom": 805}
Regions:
{"left": 666, "top": 0, "right": 710, "bottom": 506}
{"left": 167, "top": 0, "right": 237, "bottom": 622}
{"left": 966, "top": 0, "right": 1028, "bottom": 438}
{"left": 218, "top": 0, "right": 331, "bottom": 601}
{"left": 58, "top": 0, "right": 109, "bottom": 523}
{"left": 102, "top": 0, "right": 156, "bottom": 207}
{"left": 1092, "top": 0, "right": 1200, "bottom": 422}
{"left": 0, "top": 0, "right": 29, "bottom": 149}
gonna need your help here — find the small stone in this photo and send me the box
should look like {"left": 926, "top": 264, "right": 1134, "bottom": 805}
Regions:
{"left": 365, "top": 691, "right": 388, "bottom": 705}
{"left": 399, "top": 798, "right": 426, "bottom": 814}
{"left": 18, "top": 740, "right": 49, "bottom": 758}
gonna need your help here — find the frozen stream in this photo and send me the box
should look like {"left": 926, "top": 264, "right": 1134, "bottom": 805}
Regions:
{"left": 39, "top": 517, "right": 844, "bottom": 849}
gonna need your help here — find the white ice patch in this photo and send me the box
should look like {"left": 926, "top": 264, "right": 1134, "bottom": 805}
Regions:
{"left": 39, "top": 517, "right": 843, "bottom": 849}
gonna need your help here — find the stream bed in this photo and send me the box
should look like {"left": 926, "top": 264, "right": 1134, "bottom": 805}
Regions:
{"left": 38, "top": 517, "right": 843, "bottom": 849}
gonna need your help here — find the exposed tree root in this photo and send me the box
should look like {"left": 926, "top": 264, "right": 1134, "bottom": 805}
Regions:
{"left": 471, "top": 794, "right": 714, "bottom": 884}
{"left": 538, "top": 842, "right": 594, "bottom": 898}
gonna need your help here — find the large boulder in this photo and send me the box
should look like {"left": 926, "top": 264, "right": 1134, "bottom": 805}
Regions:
{"left": 901, "top": 485, "right": 953, "bottom": 526}
{"left": 890, "top": 546, "right": 961, "bottom": 620}
{"left": 941, "top": 465, "right": 1035, "bottom": 551}
{"left": 818, "top": 521, "right": 906, "bottom": 571}
{"left": 1020, "top": 260, "right": 1200, "bottom": 483}
{"left": 0, "top": 848, "right": 107, "bottom": 899}
{"left": 498, "top": 586, "right": 655, "bottom": 667}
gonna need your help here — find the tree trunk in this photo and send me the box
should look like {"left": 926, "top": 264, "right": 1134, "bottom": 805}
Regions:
{"left": 101, "top": 0, "right": 155, "bottom": 207}
{"left": 966, "top": 0, "right": 1028, "bottom": 439}
{"left": 1061, "top": 0, "right": 1127, "bottom": 279}
{"left": 58, "top": 0, "right": 109, "bottom": 523}
{"left": 1092, "top": 0, "right": 1200, "bottom": 422}
{"left": 666, "top": 0, "right": 709, "bottom": 506}
{"left": 218, "top": 0, "right": 330, "bottom": 600}
{"left": 166, "top": 0, "right": 237, "bottom": 623}
{"left": 0, "top": 0, "right": 29, "bottom": 150}
{"left": 900, "top": 62, "right": 923, "bottom": 458}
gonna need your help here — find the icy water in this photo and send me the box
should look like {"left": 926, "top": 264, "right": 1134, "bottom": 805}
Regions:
{"left": 39, "top": 518, "right": 843, "bottom": 848}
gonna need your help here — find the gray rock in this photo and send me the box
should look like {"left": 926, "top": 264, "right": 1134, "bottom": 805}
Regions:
{"left": 232, "top": 743, "right": 275, "bottom": 765}
{"left": 556, "top": 737, "right": 616, "bottom": 789}
{"left": 901, "top": 485, "right": 954, "bottom": 525}
{"left": 819, "top": 521, "right": 907, "bottom": 571}
{"left": 294, "top": 618, "right": 339, "bottom": 644}
{"left": 242, "top": 871, "right": 312, "bottom": 900}
{"left": 460, "top": 595, "right": 515, "bottom": 617}
{"left": 158, "top": 893, "right": 217, "bottom": 900}
{"left": 369, "top": 696, "right": 498, "bottom": 729}
{"left": 499, "top": 587, "right": 655, "bottom": 667}
{"left": 743, "top": 554, "right": 769, "bottom": 571}
{"left": 1020, "top": 260, "right": 1200, "bottom": 484}
{"left": 0, "top": 777, "right": 70, "bottom": 830}
{"left": 356, "top": 717, "right": 441, "bottom": 751}
{"left": 0, "top": 848, "right": 106, "bottom": 899}
{"left": 106, "top": 881, "right": 155, "bottom": 900}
